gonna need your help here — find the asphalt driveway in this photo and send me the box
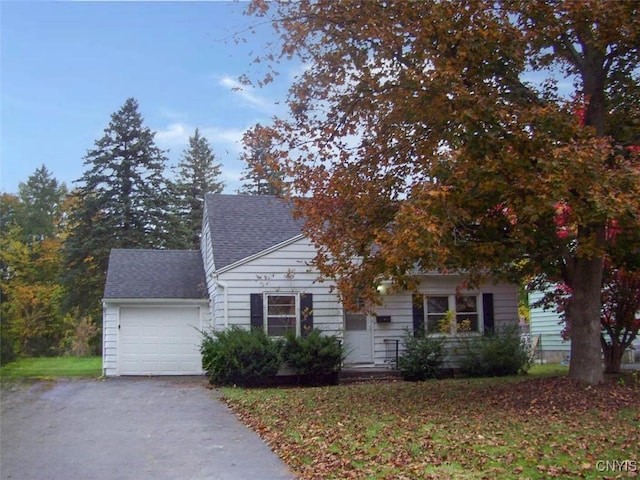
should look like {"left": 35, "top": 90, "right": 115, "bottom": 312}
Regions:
{"left": 1, "top": 377, "right": 295, "bottom": 480}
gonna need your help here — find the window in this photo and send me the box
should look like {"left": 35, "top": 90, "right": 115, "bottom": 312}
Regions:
{"left": 345, "top": 297, "right": 367, "bottom": 331}
{"left": 424, "top": 294, "right": 481, "bottom": 334}
{"left": 455, "top": 295, "right": 478, "bottom": 332}
{"left": 345, "top": 312, "right": 367, "bottom": 331}
{"left": 266, "top": 294, "right": 297, "bottom": 336}
{"left": 426, "top": 296, "right": 448, "bottom": 332}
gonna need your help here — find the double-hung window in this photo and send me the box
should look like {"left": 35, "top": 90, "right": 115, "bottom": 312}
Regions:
{"left": 455, "top": 295, "right": 479, "bottom": 332}
{"left": 424, "top": 294, "right": 481, "bottom": 334}
{"left": 265, "top": 294, "right": 297, "bottom": 337}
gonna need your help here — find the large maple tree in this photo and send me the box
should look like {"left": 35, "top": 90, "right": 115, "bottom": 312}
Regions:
{"left": 246, "top": 0, "right": 640, "bottom": 384}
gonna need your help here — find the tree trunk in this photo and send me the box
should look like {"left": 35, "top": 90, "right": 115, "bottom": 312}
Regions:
{"left": 567, "top": 255, "right": 605, "bottom": 384}
{"left": 602, "top": 343, "right": 623, "bottom": 374}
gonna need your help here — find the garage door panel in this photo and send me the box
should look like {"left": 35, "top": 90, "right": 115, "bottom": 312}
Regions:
{"left": 118, "top": 307, "right": 203, "bottom": 375}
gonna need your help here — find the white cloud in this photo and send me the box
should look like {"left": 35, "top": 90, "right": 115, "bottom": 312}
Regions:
{"left": 155, "top": 122, "right": 191, "bottom": 148}
{"left": 155, "top": 122, "right": 245, "bottom": 152}
{"left": 200, "top": 126, "right": 245, "bottom": 153}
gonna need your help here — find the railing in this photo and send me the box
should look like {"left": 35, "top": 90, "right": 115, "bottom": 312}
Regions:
{"left": 383, "top": 339, "right": 400, "bottom": 370}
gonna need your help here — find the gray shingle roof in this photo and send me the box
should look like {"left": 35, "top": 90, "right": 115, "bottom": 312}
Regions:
{"left": 104, "top": 249, "right": 208, "bottom": 299}
{"left": 205, "top": 194, "right": 304, "bottom": 270}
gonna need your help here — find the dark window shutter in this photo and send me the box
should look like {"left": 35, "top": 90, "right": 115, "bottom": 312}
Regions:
{"left": 250, "top": 293, "right": 264, "bottom": 329}
{"left": 482, "top": 293, "right": 494, "bottom": 334}
{"left": 412, "top": 294, "right": 425, "bottom": 337}
{"left": 300, "top": 293, "right": 313, "bottom": 337}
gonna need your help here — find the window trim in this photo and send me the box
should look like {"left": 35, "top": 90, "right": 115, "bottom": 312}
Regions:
{"left": 264, "top": 292, "right": 300, "bottom": 337}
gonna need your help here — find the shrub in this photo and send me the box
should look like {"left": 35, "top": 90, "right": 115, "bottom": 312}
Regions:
{"left": 398, "top": 330, "right": 447, "bottom": 381}
{"left": 60, "top": 314, "right": 99, "bottom": 357}
{"left": 457, "top": 326, "right": 531, "bottom": 377}
{"left": 281, "top": 329, "right": 344, "bottom": 384}
{"left": 0, "top": 327, "right": 17, "bottom": 365}
{"left": 200, "top": 326, "right": 282, "bottom": 386}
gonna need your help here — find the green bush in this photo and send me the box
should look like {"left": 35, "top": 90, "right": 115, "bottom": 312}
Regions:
{"left": 281, "top": 329, "right": 344, "bottom": 384}
{"left": 398, "top": 330, "right": 447, "bottom": 381}
{"left": 1, "top": 314, "right": 17, "bottom": 365}
{"left": 457, "top": 326, "right": 531, "bottom": 377}
{"left": 200, "top": 326, "right": 282, "bottom": 386}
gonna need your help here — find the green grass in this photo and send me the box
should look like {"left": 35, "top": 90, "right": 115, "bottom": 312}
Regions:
{"left": 527, "top": 363, "right": 569, "bottom": 377}
{"left": 221, "top": 367, "right": 639, "bottom": 480}
{"left": 0, "top": 356, "right": 102, "bottom": 379}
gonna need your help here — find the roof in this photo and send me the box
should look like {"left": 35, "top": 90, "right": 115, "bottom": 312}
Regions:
{"left": 205, "top": 194, "right": 304, "bottom": 270}
{"left": 104, "top": 249, "right": 208, "bottom": 299}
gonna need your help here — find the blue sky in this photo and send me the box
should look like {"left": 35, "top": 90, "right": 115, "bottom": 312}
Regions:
{"left": 1, "top": 1, "right": 296, "bottom": 194}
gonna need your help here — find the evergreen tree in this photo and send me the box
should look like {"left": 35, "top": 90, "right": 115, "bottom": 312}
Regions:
{"left": 238, "top": 123, "right": 286, "bottom": 196}
{"left": 63, "top": 98, "right": 171, "bottom": 319}
{"left": 0, "top": 193, "right": 21, "bottom": 234}
{"left": 17, "top": 164, "right": 67, "bottom": 243}
{"left": 172, "top": 128, "right": 224, "bottom": 248}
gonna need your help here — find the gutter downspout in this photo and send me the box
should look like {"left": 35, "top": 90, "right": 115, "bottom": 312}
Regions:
{"left": 212, "top": 276, "right": 229, "bottom": 328}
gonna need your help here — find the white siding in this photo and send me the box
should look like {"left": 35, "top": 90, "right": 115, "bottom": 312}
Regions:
{"left": 215, "top": 242, "right": 520, "bottom": 367}
{"left": 200, "top": 203, "right": 217, "bottom": 322}
{"left": 102, "top": 303, "right": 119, "bottom": 376}
{"left": 216, "top": 237, "right": 343, "bottom": 336}
{"left": 482, "top": 281, "right": 519, "bottom": 331}
{"left": 370, "top": 275, "right": 519, "bottom": 366}
{"left": 529, "top": 289, "right": 571, "bottom": 354}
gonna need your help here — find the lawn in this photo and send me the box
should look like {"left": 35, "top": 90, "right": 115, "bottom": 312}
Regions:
{"left": 222, "top": 367, "right": 640, "bottom": 479}
{"left": 0, "top": 356, "right": 102, "bottom": 379}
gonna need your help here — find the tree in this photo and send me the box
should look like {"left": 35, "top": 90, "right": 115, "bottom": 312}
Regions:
{"left": 172, "top": 128, "right": 224, "bottom": 248}
{"left": 17, "top": 164, "right": 67, "bottom": 243}
{"left": 1, "top": 168, "right": 70, "bottom": 360}
{"left": 238, "top": 123, "right": 286, "bottom": 196}
{"left": 600, "top": 267, "right": 640, "bottom": 373}
{"left": 245, "top": 0, "right": 640, "bottom": 384}
{"left": 0, "top": 193, "right": 21, "bottom": 233}
{"left": 0, "top": 234, "right": 68, "bottom": 357}
{"left": 0, "top": 193, "right": 21, "bottom": 360}
{"left": 63, "top": 98, "right": 172, "bottom": 319}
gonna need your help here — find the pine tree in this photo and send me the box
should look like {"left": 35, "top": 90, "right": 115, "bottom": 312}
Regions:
{"left": 238, "top": 123, "right": 285, "bottom": 196}
{"left": 172, "top": 128, "right": 224, "bottom": 249}
{"left": 63, "top": 98, "right": 171, "bottom": 319}
{"left": 17, "top": 164, "right": 67, "bottom": 243}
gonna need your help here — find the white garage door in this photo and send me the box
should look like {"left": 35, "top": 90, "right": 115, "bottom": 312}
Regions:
{"left": 118, "top": 306, "right": 203, "bottom": 375}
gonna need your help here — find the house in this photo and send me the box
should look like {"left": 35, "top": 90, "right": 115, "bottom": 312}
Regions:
{"left": 103, "top": 193, "right": 520, "bottom": 376}
{"left": 528, "top": 290, "right": 571, "bottom": 363}
{"left": 529, "top": 288, "right": 640, "bottom": 364}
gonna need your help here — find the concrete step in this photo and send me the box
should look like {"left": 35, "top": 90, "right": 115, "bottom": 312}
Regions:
{"left": 339, "top": 368, "right": 402, "bottom": 384}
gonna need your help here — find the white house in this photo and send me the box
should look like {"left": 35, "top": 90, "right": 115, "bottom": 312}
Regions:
{"left": 103, "top": 194, "right": 520, "bottom": 376}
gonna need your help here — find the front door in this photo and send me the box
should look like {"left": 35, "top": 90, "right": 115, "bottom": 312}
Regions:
{"left": 343, "top": 311, "right": 373, "bottom": 364}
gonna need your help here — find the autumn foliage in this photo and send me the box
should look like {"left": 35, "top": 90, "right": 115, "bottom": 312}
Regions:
{"left": 245, "top": 0, "right": 640, "bottom": 384}
{"left": 224, "top": 374, "right": 640, "bottom": 479}
{"left": 601, "top": 268, "right": 640, "bottom": 373}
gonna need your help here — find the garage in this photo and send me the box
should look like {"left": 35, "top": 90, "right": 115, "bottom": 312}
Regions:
{"left": 118, "top": 306, "right": 204, "bottom": 375}
{"left": 102, "top": 249, "right": 210, "bottom": 377}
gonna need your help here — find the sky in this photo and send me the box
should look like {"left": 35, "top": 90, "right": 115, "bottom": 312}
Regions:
{"left": 0, "top": 1, "right": 297, "bottom": 195}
